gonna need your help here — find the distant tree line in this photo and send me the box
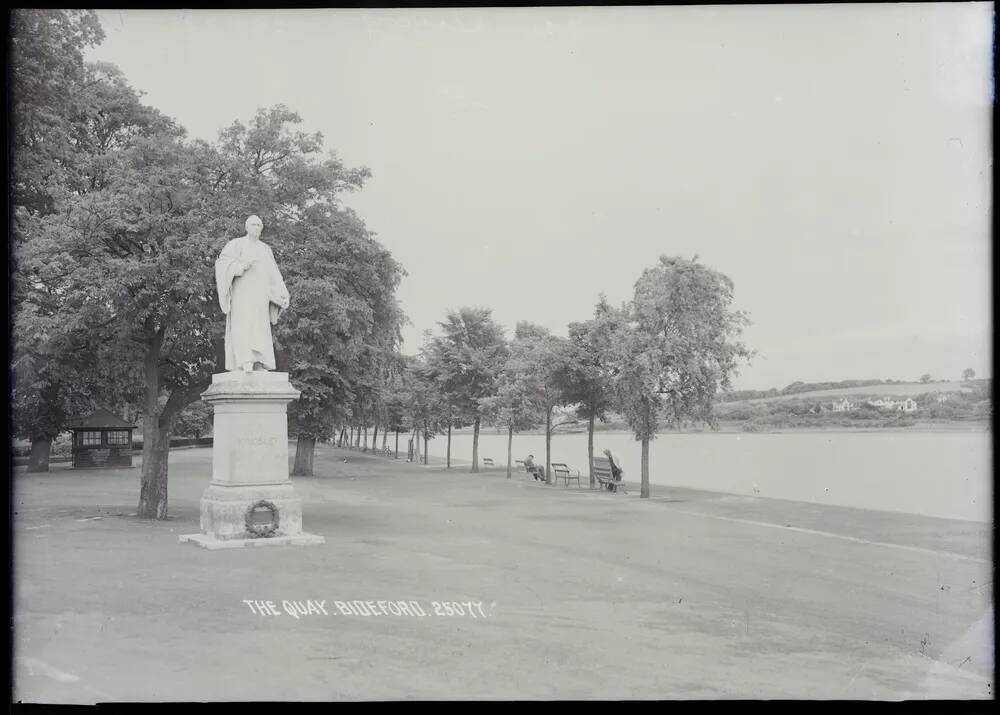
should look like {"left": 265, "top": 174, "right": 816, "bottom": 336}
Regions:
{"left": 341, "top": 255, "right": 753, "bottom": 499}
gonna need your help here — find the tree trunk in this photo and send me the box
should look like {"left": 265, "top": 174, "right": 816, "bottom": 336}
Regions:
{"left": 372, "top": 424, "right": 379, "bottom": 454}
{"left": 138, "top": 418, "right": 170, "bottom": 519}
{"left": 394, "top": 430, "right": 399, "bottom": 459}
{"left": 446, "top": 422, "right": 452, "bottom": 469}
{"left": 471, "top": 417, "right": 480, "bottom": 473}
{"left": 26, "top": 436, "right": 52, "bottom": 473}
{"left": 381, "top": 428, "right": 388, "bottom": 451}
{"left": 355, "top": 425, "right": 362, "bottom": 450}
{"left": 545, "top": 406, "right": 553, "bottom": 484}
{"left": 587, "top": 412, "right": 595, "bottom": 489}
{"left": 423, "top": 430, "right": 429, "bottom": 465}
{"left": 292, "top": 435, "right": 315, "bottom": 476}
{"left": 349, "top": 425, "right": 354, "bottom": 447}
{"left": 413, "top": 428, "right": 420, "bottom": 463}
{"left": 640, "top": 437, "right": 650, "bottom": 499}
{"left": 138, "top": 326, "right": 170, "bottom": 520}
{"left": 363, "top": 425, "right": 369, "bottom": 452}
{"left": 506, "top": 426, "right": 513, "bottom": 479}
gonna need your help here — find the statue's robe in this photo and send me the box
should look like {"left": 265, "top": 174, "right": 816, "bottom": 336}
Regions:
{"left": 215, "top": 236, "right": 290, "bottom": 371}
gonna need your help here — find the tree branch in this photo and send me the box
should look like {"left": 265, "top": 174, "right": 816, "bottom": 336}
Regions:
{"left": 162, "top": 378, "right": 210, "bottom": 420}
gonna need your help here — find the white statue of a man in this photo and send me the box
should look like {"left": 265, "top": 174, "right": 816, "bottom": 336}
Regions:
{"left": 215, "top": 215, "right": 290, "bottom": 373}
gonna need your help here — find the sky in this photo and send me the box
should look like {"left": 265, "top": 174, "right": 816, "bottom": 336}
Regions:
{"left": 89, "top": 5, "right": 993, "bottom": 390}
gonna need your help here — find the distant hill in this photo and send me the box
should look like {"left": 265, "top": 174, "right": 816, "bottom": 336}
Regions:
{"left": 732, "top": 380, "right": 979, "bottom": 405}
{"left": 711, "top": 379, "right": 990, "bottom": 431}
{"left": 470, "top": 379, "right": 990, "bottom": 436}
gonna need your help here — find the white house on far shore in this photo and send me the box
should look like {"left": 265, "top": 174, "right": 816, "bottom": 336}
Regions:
{"left": 867, "top": 397, "right": 919, "bottom": 412}
{"left": 831, "top": 398, "right": 855, "bottom": 412}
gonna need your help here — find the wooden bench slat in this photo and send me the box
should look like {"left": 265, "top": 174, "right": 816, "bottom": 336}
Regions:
{"left": 592, "top": 457, "right": 626, "bottom": 493}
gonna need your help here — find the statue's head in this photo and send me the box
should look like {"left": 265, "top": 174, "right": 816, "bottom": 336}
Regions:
{"left": 245, "top": 215, "right": 263, "bottom": 240}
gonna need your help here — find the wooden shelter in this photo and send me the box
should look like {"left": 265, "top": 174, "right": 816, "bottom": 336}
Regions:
{"left": 65, "top": 407, "right": 136, "bottom": 469}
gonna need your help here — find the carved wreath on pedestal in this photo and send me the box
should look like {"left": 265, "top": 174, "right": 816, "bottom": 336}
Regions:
{"left": 245, "top": 500, "right": 280, "bottom": 538}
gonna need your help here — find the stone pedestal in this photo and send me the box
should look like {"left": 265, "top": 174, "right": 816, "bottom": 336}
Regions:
{"left": 179, "top": 371, "right": 325, "bottom": 550}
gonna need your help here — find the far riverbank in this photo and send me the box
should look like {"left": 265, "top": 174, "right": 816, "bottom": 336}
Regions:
{"left": 469, "top": 420, "right": 990, "bottom": 437}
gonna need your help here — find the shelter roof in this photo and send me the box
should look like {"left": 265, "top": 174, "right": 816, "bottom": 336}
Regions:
{"left": 65, "top": 407, "right": 136, "bottom": 430}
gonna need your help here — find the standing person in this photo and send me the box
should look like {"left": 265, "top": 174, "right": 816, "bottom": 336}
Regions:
{"left": 602, "top": 448, "right": 624, "bottom": 491}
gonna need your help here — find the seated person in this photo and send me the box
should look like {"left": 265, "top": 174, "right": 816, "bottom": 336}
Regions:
{"left": 602, "top": 449, "right": 624, "bottom": 490}
{"left": 524, "top": 454, "right": 545, "bottom": 481}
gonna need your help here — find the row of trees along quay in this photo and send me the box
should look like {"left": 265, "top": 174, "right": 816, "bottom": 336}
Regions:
{"left": 10, "top": 9, "right": 753, "bottom": 519}
{"left": 380, "top": 258, "right": 752, "bottom": 497}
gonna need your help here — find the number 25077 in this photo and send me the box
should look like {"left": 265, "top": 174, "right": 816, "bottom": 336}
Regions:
{"left": 431, "top": 601, "right": 488, "bottom": 618}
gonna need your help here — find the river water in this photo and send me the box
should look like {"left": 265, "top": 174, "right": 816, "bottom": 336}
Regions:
{"left": 417, "top": 429, "right": 992, "bottom": 523}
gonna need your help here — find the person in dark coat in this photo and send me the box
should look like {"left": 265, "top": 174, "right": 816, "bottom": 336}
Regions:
{"left": 602, "top": 448, "right": 624, "bottom": 491}
{"left": 524, "top": 454, "right": 544, "bottom": 481}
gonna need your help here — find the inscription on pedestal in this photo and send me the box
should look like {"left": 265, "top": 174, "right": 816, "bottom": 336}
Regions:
{"left": 183, "top": 370, "right": 323, "bottom": 548}
{"left": 238, "top": 436, "right": 278, "bottom": 447}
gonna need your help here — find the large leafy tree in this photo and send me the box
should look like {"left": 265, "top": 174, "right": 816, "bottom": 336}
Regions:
{"left": 11, "top": 309, "right": 102, "bottom": 472}
{"left": 401, "top": 354, "right": 449, "bottom": 465}
{"left": 20, "top": 133, "right": 230, "bottom": 516}
{"left": 379, "top": 355, "right": 412, "bottom": 458}
{"left": 11, "top": 11, "right": 404, "bottom": 498}
{"left": 9, "top": 9, "right": 105, "bottom": 218}
{"left": 11, "top": 10, "right": 178, "bottom": 471}
{"left": 510, "top": 323, "right": 571, "bottom": 484}
{"left": 615, "top": 256, "right": 752, "bottom": 498}
{"left": 424, "top": 307, "right": 508, "bottom": 473}
{"left": 202, "top": 105, "right": 397, "bottom": 497}
{"left": 280, "top": 209, "right": 405, "bottom": 475}
{"left": 173, "top": 400, "right": 212, "bottom": 439}
{"left": 18, "top": 104, "right": 387, "bottom": 518}
{"left": 479, "top": 357, "right": 544, "bottom": 480}
{"left": 551, "top": 297, "right": 627, "bottom": 488}
{"left": 422, "top": 335, "right": 474, "bottom": 469}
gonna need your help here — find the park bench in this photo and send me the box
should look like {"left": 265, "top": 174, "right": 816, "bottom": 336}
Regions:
{"left": 592, "top": 456, "right": 626, "bottom": 493}
{"left": 514, "top": 459, "right": 544, "bottom": 480}
{"left": 550, "top": 462, "right": 581, "bottom": 488}
{"left": 482, "top": 458, "right": 494, "bottom": 467}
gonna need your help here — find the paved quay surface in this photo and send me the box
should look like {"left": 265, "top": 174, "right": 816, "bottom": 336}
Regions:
{"left": 13, "top": 445, "right": 993, "bottom": 701}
